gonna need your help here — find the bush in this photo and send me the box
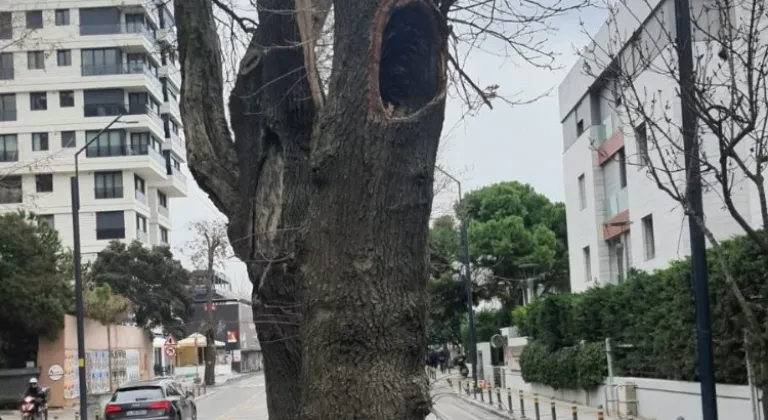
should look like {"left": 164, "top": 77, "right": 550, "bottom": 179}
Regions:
{"left": 519, "top": 341, "right": 606, "bottom": 390}
{"left": 518, "top": 233, "right": 768, "bottom": 389}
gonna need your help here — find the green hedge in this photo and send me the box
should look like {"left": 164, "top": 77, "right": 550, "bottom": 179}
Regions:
{"left": 517, "top": 233, "right": 768, "bottom": 389}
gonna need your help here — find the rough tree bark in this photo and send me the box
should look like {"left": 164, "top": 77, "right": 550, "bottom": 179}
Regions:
{"left": 176, "top": 0, "right": 447, "bottom": 417}
{"left": 301, "top": 1, "right": 447, "bottom": 417}
{"left": 175, "top": 0, "right": 323, "bottom": 417}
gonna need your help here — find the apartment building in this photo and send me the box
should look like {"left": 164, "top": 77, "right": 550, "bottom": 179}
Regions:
{"left": 559, "top": 0, "right": 761, "bottom": 292}
{"left": 0, "top": 1, "right": 187, "bottom": 259}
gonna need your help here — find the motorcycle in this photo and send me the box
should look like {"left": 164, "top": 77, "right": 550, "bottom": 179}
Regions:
{"left": 20, "top": 396, "right": 46, "bottom": 420}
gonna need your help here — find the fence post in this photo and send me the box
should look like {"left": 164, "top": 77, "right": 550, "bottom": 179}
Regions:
{"left": 551, "top": 399, "right": 556, "bottom": 420}
{"left": 488, "top": 386, "right": 493, "bottom": 405}
{"left": 496, "top": 387, "right": 502, "bottom": 410}
{"left": 571, "top": 404, "right": 578, "bottom": 420}
{"left": 519, "top": 390, "right": 526, "bottom": 419}
{"left": 507, "top": 389, "right": 514, "bottom": 415}
{"left": 597, "top": 405, "right": 604, "bottom": 420}
{"left": 480, "top": 384, "right": 485, "bottom": 403}
{"left": 534, "top": 395, "right": 541, "bottom": 420}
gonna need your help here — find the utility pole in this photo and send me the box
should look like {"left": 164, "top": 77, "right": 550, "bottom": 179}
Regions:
{"left": 674, "top": 0, "right": 718, "bottom": 417}
{"left": 204, "top": 252, "right": 215, "bottom": 386}
{"left": 435, "top": 166, "right": 477, "bottom": 387}
{"left": 71, "top": 113, "right": 131, "bottom": 420}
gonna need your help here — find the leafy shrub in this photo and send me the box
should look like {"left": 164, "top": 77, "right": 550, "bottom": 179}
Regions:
{"left": 518, "top": 233, "right": 768, "bottom": 388}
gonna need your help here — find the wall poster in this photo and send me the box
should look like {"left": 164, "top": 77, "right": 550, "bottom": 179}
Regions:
{"left": 125, "top": 350, "right": 140, "bottom": 383}
{"left": 63, "top": 350, "right": 79, "bottom": 399}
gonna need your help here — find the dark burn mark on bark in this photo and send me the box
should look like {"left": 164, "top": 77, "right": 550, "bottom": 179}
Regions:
{"left": 374, "top": 0, "right": 444, "bottom": 118}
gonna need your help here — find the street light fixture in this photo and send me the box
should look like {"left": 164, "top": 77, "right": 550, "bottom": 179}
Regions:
{"left": 70, "top": 112, "right": 137, "bottom": 420}
{"left": 434, "top": 166, "right": 477, "bottom": 387}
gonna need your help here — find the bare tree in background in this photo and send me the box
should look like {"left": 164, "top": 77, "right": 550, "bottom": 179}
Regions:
{"left": 580, "top": 0, "right": 768, "bottom": 414}
{"left": 184, "top": 220, "right": 230, "bottom": 386}
{"left": 174, "top": 0, "right": 588, "bottom": 417}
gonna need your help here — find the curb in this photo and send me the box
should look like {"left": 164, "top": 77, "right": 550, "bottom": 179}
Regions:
{"left": 457, "top": 395, "right": 514, "bottom": 419}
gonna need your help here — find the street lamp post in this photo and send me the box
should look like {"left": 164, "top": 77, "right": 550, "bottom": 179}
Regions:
{"left": 71, "top": 113, "right": 129, "bottom": 420}
{"left": 435, "top": 166, "right": 477, "bottom": 387}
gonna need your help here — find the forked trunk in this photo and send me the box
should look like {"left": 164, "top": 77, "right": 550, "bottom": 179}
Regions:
{"left": 301, "top": 1, "right": 448, "bottom": 418}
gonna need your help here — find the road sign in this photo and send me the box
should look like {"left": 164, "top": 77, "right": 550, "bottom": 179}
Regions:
{"left": 164, "top": 335, "right": 177, "bottom": 347}
{"left": 164, "top": 346, "right": 176, "bottom": 358}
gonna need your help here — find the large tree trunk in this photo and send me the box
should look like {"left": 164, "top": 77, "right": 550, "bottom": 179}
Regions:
{"left": 204, "top": 328, "right": 216, "bottom": 386}
{"left": 301, "top": 1, "right": 448, "bottom": 418}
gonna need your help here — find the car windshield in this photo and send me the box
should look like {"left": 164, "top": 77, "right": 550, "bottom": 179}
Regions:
{"left": 112, "top": 387, "right": 164, "bottom": 402}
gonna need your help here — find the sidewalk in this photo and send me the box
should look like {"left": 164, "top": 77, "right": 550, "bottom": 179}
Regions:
{"left": 0, "top": 408, "right": 78, "bottom": 420}
{"left": 438, "top": 375, "right": 622, "bottom": 420}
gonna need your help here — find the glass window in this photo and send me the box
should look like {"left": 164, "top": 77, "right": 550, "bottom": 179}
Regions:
{"left": 61, "top": 131, "right": 76, "bottom": 148}
{"left": 160, "top": 227, "right": 169, "bottom": 244}
{"left": 0, "top": 134, "right": 18, "bottom": 161}
{"left": 60, "top": 91, "right": 74, "bottom": 107}
{"left": 38, "top": 215, "right": 55, "bottom": 228}
{"left": 30, "top": 92, "right": 47, "bottom": 110}
{"left": 82, "top": 48, "right": 122, "bottom": 75}
{"left": 136, "top": 214, "right": 147, "bottom": 232}
{"left": 55, "top": 9, "right": 70, "bottom": 26}
{"left": 86, "top": 130, "right": 125, "bottom": 157}
{"left": 0, "top": 12, "right": 12, "bottom": 39}
{"left": 0, "top": 175, "right": 22, "bottom": 203}
{"left": 134, "top": 175, "right": 145, "bottom": 193}
{"left": 158, "top": 192, "right": 168, "bottom": 208}
{"left": 0, "top": 94, "right": 16, "bottom": 121}
{"left": 27, "top": 51, "right": 45, "bottom": 70}
{"left": 130, "top": 132, "right": 150, "bottom": 154}
{"left": 32, "top": 133, "right": 49, "bottom": 151}
{"left": 95, "top": 171, "right": 123, "bottom": 199}
{"left": 57, "top": 50, "right": 71, "bottom": 66}
{"left": 26, "top": 11, "right": 43, "bottom": 29}
{"left": 35, "top": 174, "right": 53, "bottom": 193}
{"left": 111, "top": 387, "right": 163, "bottom": 403}
{"left": 0, "top": 53, "right": 13, "bottom": 80}
{"left": 96, "top": 211, "right": 125, "bottom": 240}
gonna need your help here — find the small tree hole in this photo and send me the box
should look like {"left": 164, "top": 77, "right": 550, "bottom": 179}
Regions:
{"left": 378, "top": 2, "right": 441, "bottom": 116}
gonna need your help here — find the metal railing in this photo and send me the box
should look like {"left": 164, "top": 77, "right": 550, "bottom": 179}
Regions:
{"left": 603, "top": 187, "right": 628, "bottom": 219}
{"left": 84, "top": 103, "right": 124, "bottom": 118}
{"left": 135, "top": 190, "right": 147, "bottom": 204}
{"left": 158, "top": 205, "right": 169, "bottom": 218}
{"left": 94, "top": 186, "right": 124, "bottom": 199}
{"left": 0, "top": 109, "right": 17, "bottom": 122}
{"left": 595, "top": 114, "right": 621, "bottom": 146}
{"left": 136, "top": 229, "right": 149, "bottom": 243}
{"left": 80, "top": 23, "right": 154, "bottom": 43}
{"left": 170, "top": 166, "right": 186, "bottom": 183}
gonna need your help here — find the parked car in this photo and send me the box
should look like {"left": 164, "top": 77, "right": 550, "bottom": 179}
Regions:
{"left": 104, "top": 379, "right": 196, "bottom": 420}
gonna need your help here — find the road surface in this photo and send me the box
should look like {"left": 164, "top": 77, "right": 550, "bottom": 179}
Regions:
{"left": 196, "top": 374, "right": 267, "bottom": 420}
{"left": 196, "top": 373, "right": 505, "bottom": 420}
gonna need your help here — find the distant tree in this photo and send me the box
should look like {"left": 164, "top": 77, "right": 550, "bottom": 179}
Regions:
{"left": 0, "top": 212, "right": 73, "bottom": 367}
{"left": 464, "top": 182, "right": 569, "bottom": 318}
{"left": 427, "top": 216, "right": 465, "bottom": 346}
{"left": 87, "top": 241, "right": 191, "bottom": 334}
{"left": 84, "top": 283, "right": 133, "bottom": 390}
{"left": 183, "top": 219, "right": 230, "bottom": 386}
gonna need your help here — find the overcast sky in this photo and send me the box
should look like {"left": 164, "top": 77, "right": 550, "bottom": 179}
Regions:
{"left": 170, "top": 6, "right": 609, "bottom": 292}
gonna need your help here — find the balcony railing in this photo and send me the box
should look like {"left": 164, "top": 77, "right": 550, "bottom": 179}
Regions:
{"left": 80, "top": 23, "right": 154, "bottom": 43}
{"left": 604, "top": 187, "right": 629, "bottom": 219}
{"left": 595, "top": 114, "right": 620, "bottom": 146}
{"left": 158, "top": 205, "right": 169, "bottom": 218}
{"left": 128, "top": 104, "right": 163, "bottom": 127}
{"left": 135, "top": 190, "right": 147, "bottom": 204}
{"left": 95, "top": 186, "right": 124, "bottom": 199}
{"left": 169, "top": 131, "right": 183, "bottom": 148}
{"left": 170, "top": 166, "right": 186, "bottom": 183}
{"left": 84, "top": 103, "right": 125, "bottom": 118}
{"left": 136, "top": 229, "right": 149, "bottom": 243}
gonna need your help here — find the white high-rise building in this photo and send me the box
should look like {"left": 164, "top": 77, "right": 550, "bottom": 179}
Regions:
{"left": 0, "top": 1, "right": 186, "bottom": 259}
{"left": 559, "top": 0, "right": 763, "bottom": 292}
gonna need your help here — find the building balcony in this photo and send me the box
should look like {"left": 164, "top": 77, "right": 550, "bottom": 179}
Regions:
{"left": 157, "top": 205, "right": 169, "bottom": 218}
{"left": 135, "top": 190, "right": 148, "bottom": 205}
{"left": 595, "top": 114, "right": 620, "bottom": 146}
{"left": 0, "top": 109, "right": 16, "bottom": 122}
{"left": 0, "top": 68, "right": 13, "bottom": 81}
{"left": 158, "top": 64, "right": 181, "bottom": 91}
{"left": 136, "top": 229, "right": 149, "bottom": 243}
{"left": 84, "top": 144, "right": 167, "bottom": 181}
{"left": 95, "top": 187, "right": 124, "bottom": 200}
{"left": 80, "top": 23, "right": 154, "bottom": 45}
{"left": 604, "top": 187, "right": 628, "bottom": 219}
{"left": 152, "top": 166, "right": 187, "bottom": 197}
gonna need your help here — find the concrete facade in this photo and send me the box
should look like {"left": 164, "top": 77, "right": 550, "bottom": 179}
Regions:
{"left": 559, "top": 0, "right": 763, "bottom": 292}
{"left": 0, "top": 1, "right": 186, "bottom": 260}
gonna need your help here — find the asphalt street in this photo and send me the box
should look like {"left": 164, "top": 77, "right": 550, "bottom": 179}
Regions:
{"left": 196, "top": 373, "right": 504, "bottom": 420}
{"left": 196, "top": 374, "right": 267, "bottom": 420}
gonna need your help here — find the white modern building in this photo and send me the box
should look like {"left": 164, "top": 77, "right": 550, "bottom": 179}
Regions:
{"left": 559, "top": 0, "right": 763, "bottom": 292}
{"left": 0, "top": 1, "right": 186, "bottom": 259}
